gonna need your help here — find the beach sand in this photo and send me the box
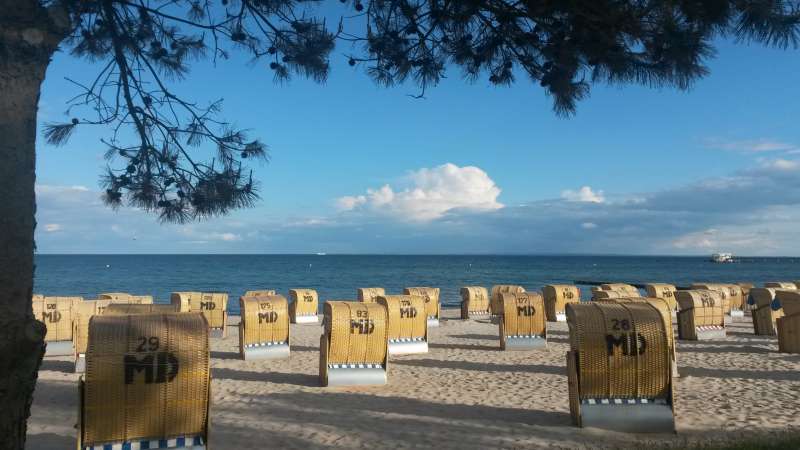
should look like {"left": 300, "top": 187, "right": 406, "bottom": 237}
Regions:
{"left": 28, "top": 308, "right": 800, "bottom": 449}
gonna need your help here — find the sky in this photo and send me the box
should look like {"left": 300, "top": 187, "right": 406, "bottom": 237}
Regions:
{"left": 33, "top": 17, "right": 800, "bottom": 255}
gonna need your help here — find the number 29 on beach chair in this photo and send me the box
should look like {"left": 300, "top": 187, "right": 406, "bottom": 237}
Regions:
{"left": 499, "top": 292, "right": 547, "bottom": 350}
{"left": 319, "top": 301, "right": 389, "bottom": 387}
{"left": 239, "top": 295, "right": 291, "bottom": 360}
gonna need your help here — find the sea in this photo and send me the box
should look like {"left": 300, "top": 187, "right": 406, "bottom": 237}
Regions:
{"left": 34, "top": 254, "right": 800, "bottom": 314}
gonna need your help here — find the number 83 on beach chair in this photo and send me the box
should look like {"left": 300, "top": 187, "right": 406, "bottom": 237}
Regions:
{"left": 319, "top": 301, "right": 389, "bottom": 387}
{"left": 239, "top": 295, "right": 290, "bottom": 360}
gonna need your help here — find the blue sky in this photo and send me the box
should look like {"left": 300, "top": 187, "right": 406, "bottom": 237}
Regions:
{"left": 34, "top": 32, "right": 800, "bottom": 255}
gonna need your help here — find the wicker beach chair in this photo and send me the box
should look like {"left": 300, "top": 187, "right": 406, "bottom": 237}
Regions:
{"left": 288, "top": 288, "right": 319, "bottom": 324}
{"left": 542, "top": 285, "right": 580, "bottom": 322}
{"left": 497, "top": 292, "right": 547, "bottom": 350}
{"left": 239, "top": 295, "right": 290, "bottom": 360}
{"left": 319, "top": 301, "right": 388, "bottom": 387}
{"left": 377, "top": 295, "right": 428, "bottom": 355}
{"left": 72, "top": 300, "right": 98, "bottom": 373}
{"left": 77, "top": 312, "right": 210, "bottom": 450}
{"left": 566, "top": 301, "right": 675, "bottom": 433}
{"left": 691, "top": 283, "right": 745, "bottom": 319}
{"left": 244, "top": 289, "right": 277, "bottom": 297}
{"left": 776, "top": 290, "right": 800, "bottom": 354}
{"left": 749, "top": 288, "right": 784, "bottom": 336}
{"left": 644, "top": 284, "right": 678, "bottom": 311}
{"left": 357, "top": 287, "right": 386, "bottom": 303}
{"left": 765, "top": 282, "right": 797, "bottom": 289}
{"left": 403, "top": 287, "right": 441, "bottom": 327}
{"left": 104, "top": 304, "right": 181, "bottom": 315}
{"left": 591, "top": 289, "right": 630, "bottom": 301}
{"left": 33, "top": 296, "right": 81, "bottom": 357}
{"left": 676, "top": 290, "right": 726, "bottom": 340}
{"left": 490, "top": 285, "right": 526, "bottom": 317}
{"left": 599, "top": 283, "right": 640, "bottom": 295}
{"left": 170, "top": 292, "right": 228, "bottom": 338}
{"left": 98, "top": 292, "right": 154, "bottom": 304}
{"left": 459, "top": 286, "right": 491, "bottom": 319}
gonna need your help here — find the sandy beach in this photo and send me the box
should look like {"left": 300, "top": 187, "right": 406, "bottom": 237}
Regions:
{"left": 27, "top": 308, "right": 800, "bottom": 449}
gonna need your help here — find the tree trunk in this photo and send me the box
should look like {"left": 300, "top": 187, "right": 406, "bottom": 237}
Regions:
{"left": 0, "top": 2, "right": 72, "bottom": 448}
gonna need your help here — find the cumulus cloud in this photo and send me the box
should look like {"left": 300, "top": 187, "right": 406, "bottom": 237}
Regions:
{"left": 44, "top": 223, "right": 62, "bottom": 232}
{"left": 336, "top": 163, "right": 503, "bottom": 221}
{"left": 704, "top": 138, "right": 798, "bottom": 153}
{"left": 561, "top": 186, "right": 605, "bottom": 203}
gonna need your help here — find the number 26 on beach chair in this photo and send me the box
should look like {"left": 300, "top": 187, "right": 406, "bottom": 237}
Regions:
{"left": 319, "top": 301, "right": 389, "bottom": 387}
{"left": 77, "top": 312, "right": 211, "bottom": 450}
{"left": 566, "top": 302, "right": 675, "bottom": 433}
{"left": 499, "top": 292, "right": 547, "bottom": 351}
{"left": 239, "top": 295, "right": 291, "bottom": 360}
{"left": 377, "top": 295, "right": 429, "bottom": 355}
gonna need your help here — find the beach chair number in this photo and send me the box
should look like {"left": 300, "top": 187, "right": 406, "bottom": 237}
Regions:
{"left": 700, "top": 295, "right": 716, "bottom": 307}
{"left": 258, "top": 311, "right": 279, "bottom": 323}
{"left": 125, "top": 336, "right": 179, "bottom": 384}
{"left": 563, "top": 290, "right": 574, "bottom": 300}
{"left": 350, "top": 318, "right": 375, "bottom": 334}
{"left": 303, "top": 295, "right": 314, "bottom": 302}
{"left": 200, "top": 301, "right": 216, "bottom": 310}
{"left": 260, "top": 302, "right": 273, "bottom": 310}
{"left": 605, "top": 332, "right": 647, "bottom": 356}
{"left": 664, "top": 290, "right": 673, "bottom": 298}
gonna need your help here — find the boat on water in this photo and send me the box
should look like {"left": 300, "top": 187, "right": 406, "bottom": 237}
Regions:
{"left": 710, "top": 253, "right": 735, "bottom": 263}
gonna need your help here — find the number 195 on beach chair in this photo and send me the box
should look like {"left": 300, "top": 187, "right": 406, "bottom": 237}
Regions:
{"left": 403, "top": 287, "right": 440, "bottom": 327}
{"left": 319, "top": 301, "right": 389, "bottom": 387}
{"left": 239, "top": 295, "right": 290, "bottom": 360}
{"left": 566, "top": 302, "right": 675, "bottom": 433}
{"left": 377, "top": 295, "right": 428, "bottom": 355}
{"left": 77, "top": 312, "right": 210, "bottom": 450}
{"left": 499, "top": 292, "right": 547, "bottom": 350}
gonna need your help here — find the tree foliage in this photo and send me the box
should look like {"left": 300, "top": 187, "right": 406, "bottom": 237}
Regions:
{"left": 42, "top": 0, "right": 800, "bottom": 222}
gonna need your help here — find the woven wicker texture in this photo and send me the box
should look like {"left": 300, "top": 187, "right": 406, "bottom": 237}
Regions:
{"left": 690, "top": 284, "right": 733, "bottom": 313}
{"left": 490, "top": 285, "right": 525, "bottom": 314}
{"left": 459, "top": 286, "right": 490, "bottom": 318}
{"left": 600, "top": 284, "right": 639, "bottom": 294}
{"left": 377, "top": 295, "right": 427, "bottom": 341}
{"left": 777, "top": 290, "right": 800, "bottom": 316}
{"left": 592, "top": 290, "right": 627, "bottom": 300}
{"left": 104, "top": 304, "right": 181, "bottom": 315}
{"left": 644, "top": 284, "right": 678, "bottom": 310}
{"left": 323, "top": 301, "right": 388, "bottom": 366}
{"left": 170, "top": 292, "right": 227, "bottom": 328}
{"left": 500, "top": 292, "right": 546, "bottom": 338}
{"left": 403, "top": 287, "right": 440, "bottom": 320}
{"left": 750, "top": 288, "right": 783, "bottom": 336}
{"left": 73, "top": 301, "right": 99, "bottom": 357}
{"left": 676, "top": 290, "right": 725, "bottom": 340}
{"left": 357, "top": 288, "right": 386, "bottom": 303}
{"left": 542, "top": 285, "right": 580, "bottom": 321}
{"left": 566, "top": 302, "right": 671, "bottom": 400}
{"left": 82, "top": 312, "right": 209, "bottom": 446}
{"left": 592, "top": 297, "right": 675, "bottom": 363}
{"left": 289, "top": 289, "right": 319, "bottom": 320}
{"left": 33, "top": 296, "right": 80, "bottom": 342}
{"left": 98, "top": 293, "right": 154, "bottom": 304}
{"left": 240, "top": 295, "right": 289, "bottom": 346}
{"left": 765, "top": 282, "right": 797, "bottom": 289}
{"left": 244, "top": 290, "right": 277, "bottom": 297}
{"left": 777, "top": 315, "right": 800, "bottom": 353}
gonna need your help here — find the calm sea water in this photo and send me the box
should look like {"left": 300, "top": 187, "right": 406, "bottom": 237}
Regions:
{"left": 34, "top": 255, "right": 800, "bottom": 314}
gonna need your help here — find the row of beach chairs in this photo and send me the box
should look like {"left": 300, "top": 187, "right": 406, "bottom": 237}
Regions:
{"left": 31, "top": 280, "right": 800, "bottom": 449}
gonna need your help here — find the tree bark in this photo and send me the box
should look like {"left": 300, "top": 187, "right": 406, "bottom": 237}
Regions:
{"left": 0, "top": 2, "right": 72, "bottom": 448}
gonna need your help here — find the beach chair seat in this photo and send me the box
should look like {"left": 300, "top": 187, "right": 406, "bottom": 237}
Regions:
{"left": 403, "top": 287, "right": 441, "bottom": 327}
{"left": 244, "top": 289, "right": 276, "bottom": 297}
{"left": 566, "top": 301, "right": 675, "bottom": 433}
{"left": 498, "top": 292, "right": 547, "bottom": 350}
{"left": 357, "top": 287, "right": 385, "bottom": 303}
{"left": 98, "top": 292, "right": 154, "bottom": 304}
{"left": 319, "top": 301, "right": 388, "bottom": 387}
{"left": 289, "top": 289, "right": 319, "bottom": 324}
{"left": 33, "top": 296, "right": 81, "bottom": 357}
{"left": 378, "top": 295, "right": 428, "bottom": 355}
{"left": 77, "top": 312, "right": 210, "bottom": 450}
{"left": 489, "top": 285, "right": 525, "bottom": 317}
{"left": 542, "top": 285, "right": 580, "bottom": 322}
{"left": 644, "top": 284, "right": 678, "bottom": 311}
{"left": 459, "top": 286, "right": 490, "bottom": 319}
{"left": 239, "top": 295, "right": 290, "bottom": 360}
{"left": 749, "top": 288, "right": 784, "bottom": 336}
{"left": 170, "top": 292, "right": 228, "bottom": 338}
{"left": 676, "top": 290, "right": 726, "bottom": 340}
{"left": 776, "top": 290, "right": 800, "bottom": 353}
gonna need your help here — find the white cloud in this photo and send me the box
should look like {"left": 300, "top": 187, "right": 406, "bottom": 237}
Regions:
{"left": 336, "top": 163, "right": 503, "bottom": 221}
{"left": 704, "top": 138, "right": 798, "bottom": 153}
{"left": 757, "top": 158, "right": 799, "bottom": 172}
{"left": 43, "top": 223, "right": 62, "bottom": 232}
{"left": 561, "top": 186, "right": 605, "bottom": 203}
{"left": 581, "top": 222, "right": 598, "bottom": 230}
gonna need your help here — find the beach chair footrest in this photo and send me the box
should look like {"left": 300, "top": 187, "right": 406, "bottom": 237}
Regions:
{"left": 326, "top": 365, "right": 387, "bottom": 387}
{"left": 45, "top": 340, "right": 73, "bottom": 357}
{"left": 243, "top": 342, "right": 290, "bottom": 360}
{"left": 504, "top": 335, "right": 547, "bottom": 351}
{"left": 294, "top": 314, "right": 319, "bottom": 324}
{"left": 696, "top": 327, "right": 726, "bottom": 340}
{"left": 84, "top": 435, "right": 206, "bottom": 450}
{"left": 387, "top": 339, "right": 428, "bottom": 355}
{"left": 579, "top": 399, "right": 674, "bottom": 433}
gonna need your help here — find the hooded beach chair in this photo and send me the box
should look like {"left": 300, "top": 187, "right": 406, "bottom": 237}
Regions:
{"left": 776, "top": 290, "right": 800, "bottom": 353}
{"left": 498, "top": 292, "right": 547, "bottom": 350}
{"left": 239, "top": 294, "right": 290, "bottom": 360}
{"left": 377, "top": 295, "right": 428, "bottom": 355}
{"left": 675, "top": 290, "right": 726, "bottom": 340}
{"left": 691, "top": 283, "right": 745, "bottom": 320}
{"left": 319, "top": 301, "right": 388, "bottom": 387}
{"left": 403, "top": 287, "right": 441, "bottom": 327}
{"left": 566, "top": 301, "right": 675, "bottom": 433}
{"left": 542, "top": 284, "right": 580, "bottom": 322}
{"left": 644, "top": 284, "right": 678, "bottom": 311}
{"left": 33, "top": 296, "right": 81, "bottom": 356}
{"left": 459, "top": 286, "right": 490, "bottom": 319}
{"left": 98, "top": 292, "right": 154, "bottom": 304}
{"left": 104, "top": 304, "right": 181, "bottom": 315}
{"left": 357, "top": 287, "right": 386, "bottom": 303}
{"left": 591, "top": 289, "right": 630, "bottom": 301}
{"left": 244, "top": 289, "right": 277, "bottom": 297}
{"left": 749, "top": 288, "right": 784, "bottom": 336}
{"left": 489, "top": 285, "right": 525, "bottom": 316}
{"left": 765, "top": 282, "right": 797, "bottom": 289}
{"left": 599, "top": 283, "right": 640, "bottom": 296}
{"left": 288, "top": 288, "right": 319, "bottom": 324}
{"left": 170, "top": 292, "right": 229, "bottom": 338}
{"left": 77, "top": 312, "right": 210, "bottom": 450}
